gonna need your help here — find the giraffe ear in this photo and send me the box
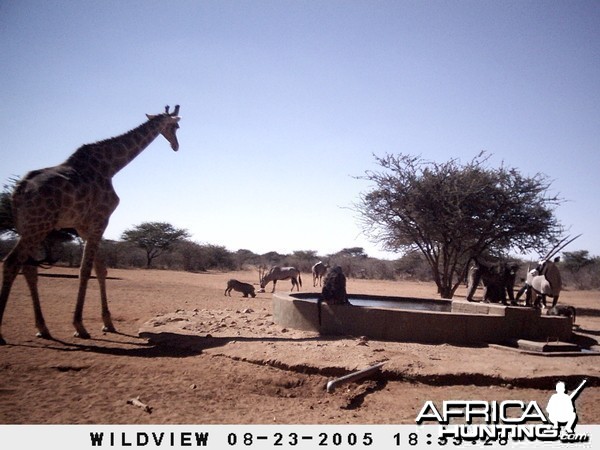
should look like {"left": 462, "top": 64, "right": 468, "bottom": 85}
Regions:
{"left": 146, "top": 114, "right": 157, "bottom": 120}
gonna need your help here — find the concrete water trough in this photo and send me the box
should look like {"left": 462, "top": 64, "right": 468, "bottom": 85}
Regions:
{"left": 272, "top": 292, "right": 573, "bottom": 346}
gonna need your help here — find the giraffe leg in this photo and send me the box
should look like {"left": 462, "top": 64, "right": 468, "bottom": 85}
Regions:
{"left": 72, "top": 238, "right": 100, "bottom": 339}
{"left": 0, "top": 241, "right": 33, "bottom": 345}
{"left": 22, "top": 264, "right": 51, "bottom": 339}
{"left": 0, "top": 251, "right": 22, "bottom": 345}
{"left": 94, "top": 256, "right": 116, "bottom": 333}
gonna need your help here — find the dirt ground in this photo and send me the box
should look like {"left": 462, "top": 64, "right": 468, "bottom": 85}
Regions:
{"left": 0, "top": 265, "right": 598, "bottom": 424}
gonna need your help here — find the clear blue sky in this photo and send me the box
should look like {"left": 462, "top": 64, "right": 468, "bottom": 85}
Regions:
{"left": 1, "top": 0, "right": 598, "bottom": 260}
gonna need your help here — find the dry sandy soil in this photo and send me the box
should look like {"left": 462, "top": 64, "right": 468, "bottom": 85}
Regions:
{"left": 0, "top": 265, "right": 598, "bottom": 424}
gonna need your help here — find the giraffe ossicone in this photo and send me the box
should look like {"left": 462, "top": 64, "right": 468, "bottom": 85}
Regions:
{"left": 0, "top": 105, "right": 182, "bottom": 344}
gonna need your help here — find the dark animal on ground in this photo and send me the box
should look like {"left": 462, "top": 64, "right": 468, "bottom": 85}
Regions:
{"left": 224, "top": 279, "right": 256, "bottom": 298}
{"left": 546, "top": 304, "right": 576, "bottom": 324}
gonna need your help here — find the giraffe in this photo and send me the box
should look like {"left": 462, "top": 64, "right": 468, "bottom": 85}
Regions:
{"left": 0, "top": 105, "right": 181, "bottom": 345}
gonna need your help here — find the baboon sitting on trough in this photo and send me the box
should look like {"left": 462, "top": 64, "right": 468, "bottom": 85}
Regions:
{"left": 317, "top": 266, "right": 348, "bottom": 325}
{"left": 224, "top": 279, "right": 256, "bottom": 298}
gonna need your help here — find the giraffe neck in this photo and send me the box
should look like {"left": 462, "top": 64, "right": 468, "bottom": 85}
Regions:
{"left": 66, "top": 116, "right": 166, "bottom": 178}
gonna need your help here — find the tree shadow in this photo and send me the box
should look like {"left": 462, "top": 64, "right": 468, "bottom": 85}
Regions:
{"left": 38, "top": 273, "right": 122, "bottom": 280}
{"left": 576, "top": 307, "right": 600, "bottom": 318}
{"left": 570, "top": 331, "right": 599, "bottom": 349}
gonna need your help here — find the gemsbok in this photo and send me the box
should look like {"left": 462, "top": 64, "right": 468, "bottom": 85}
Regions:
{"left": 260, "top": 266, "right": 302, "bottom": 293}
{"left": 515, "top": 234, "right": 580, "bottom": 309}
{"left": 312, "top": 261, "right": 328, "bottom": 287}
{"left": 524, "top": 258, "right": 563, "bottom": 308}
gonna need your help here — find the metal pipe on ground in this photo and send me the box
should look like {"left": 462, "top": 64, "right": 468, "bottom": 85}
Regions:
{"left": 326, "top": 362, "right": 386, "bottom": 393}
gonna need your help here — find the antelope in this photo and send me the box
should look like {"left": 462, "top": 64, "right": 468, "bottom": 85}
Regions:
{"left": 259, "top": 266, "right": 302, "bottom": 293}
{"left": 524, "top": 258, "right": 563, "bottom": 308}
{"left": 312, "top": 261, "right": 328, "bottom": 287}
{"left": 516, "top": 234, "right": 580, "bottom": 308}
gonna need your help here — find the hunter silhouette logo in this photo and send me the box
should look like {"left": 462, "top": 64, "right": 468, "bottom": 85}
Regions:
{"left": 415, "top": 378, "right": 590, "bottom": 444}
{"left": 546, "top": 379, "right": 587, "bottom": 434}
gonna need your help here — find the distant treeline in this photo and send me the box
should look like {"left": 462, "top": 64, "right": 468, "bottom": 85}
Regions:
{"left": 1, "top": 236, "right": 599, "bottom": 289}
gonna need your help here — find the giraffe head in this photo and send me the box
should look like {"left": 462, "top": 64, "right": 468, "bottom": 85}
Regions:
{"left": 147, "top": 105, "right": 181, "bottom": 151}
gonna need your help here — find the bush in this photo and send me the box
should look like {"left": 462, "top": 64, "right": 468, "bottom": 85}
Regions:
{"left": 559, "top": 252, "right": 600, "bottom": 290}
{"left": 4, "top": 229, "right": 599, "bottom": 289}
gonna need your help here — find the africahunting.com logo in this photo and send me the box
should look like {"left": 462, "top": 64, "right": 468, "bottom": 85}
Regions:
{"left": 415, "top": 378, "right": 590, "bottom": 445}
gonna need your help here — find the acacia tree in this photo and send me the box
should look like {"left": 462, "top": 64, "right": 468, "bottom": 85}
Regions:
{"left": 121, "top": 221, "right": 190, "bottom": 268}
{"left": 0, "top": 178, "right": 18, "bottom": 237}
{"left": 355, "top": 153, "right": 564, "bottom": 298}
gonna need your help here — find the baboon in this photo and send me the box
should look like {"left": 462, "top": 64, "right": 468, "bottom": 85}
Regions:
{"left": 317, "top": 266, "right": 348, "bottom": 325}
